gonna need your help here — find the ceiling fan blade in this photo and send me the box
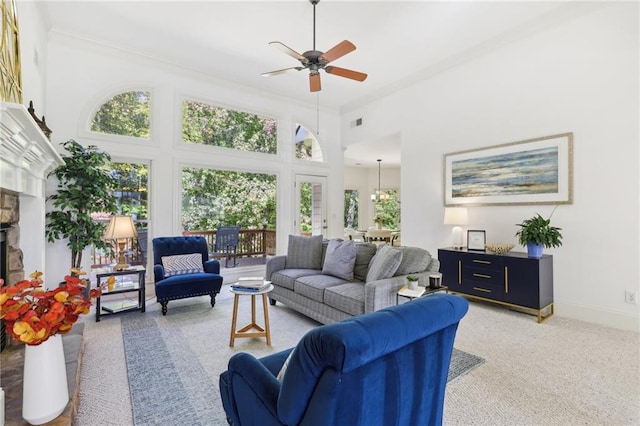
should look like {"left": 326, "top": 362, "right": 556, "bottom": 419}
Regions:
{"left": 310, "top": 72, "right": 321, "bottom": 92}
{"left": 261, "top": 67, "right": 303, "bottom": 77}
{"left": 325, "top": 66, "right": 368, "bottom": 82}
{"left": 268, "top": 41, "right": 306, "bottom": 62}
{"left": 319, "top": 40, "right": 356, "bottom": 64}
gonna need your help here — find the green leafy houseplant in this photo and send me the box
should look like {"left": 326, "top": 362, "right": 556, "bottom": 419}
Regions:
{"left": 407, "top": 275, "right": 419, "bottom": 282}
{"left": 372, "top": 212, "right": 393, "bottom": 229}
{"left": 515, "top": 213, "right": 563, "bottom": 248}
{"left": 45, "top": 140, "right": 118, "bottom": 272}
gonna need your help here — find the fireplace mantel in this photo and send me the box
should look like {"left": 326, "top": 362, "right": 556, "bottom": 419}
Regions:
{"left": 1, "top": 102, "right": 63, "bottom": 197}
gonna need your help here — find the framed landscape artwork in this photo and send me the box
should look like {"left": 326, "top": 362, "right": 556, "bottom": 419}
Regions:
{"left": 444, "top": 133, "right": 573, "bottom": 206}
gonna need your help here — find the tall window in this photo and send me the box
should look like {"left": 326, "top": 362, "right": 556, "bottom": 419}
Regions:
{"left": 181, "top": 167, "right": 276, "bottom": 230}
{"left": 182, "top": 100, "right": 277, "bottom": 154}
{"left": 344, "top": 189, "right": 359, "bottom": 229}
{"left": 91, "top": 162, "right": 150, "bottom": 268}
{"left": 295, "top": 124, "right": 323, "bottom": 162}
{"left": 374, "top": 189, "right": 400, "bottom": 229}
{"left": 110, "top": 163, "right": 149, "bottom": 225}
{"left": 91, "top": 90, "right": 151, "bottom": 138}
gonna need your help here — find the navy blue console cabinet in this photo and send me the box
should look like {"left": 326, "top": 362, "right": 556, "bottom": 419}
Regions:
{"left": 438, "top": 247, "right": 553, "bottom": 322}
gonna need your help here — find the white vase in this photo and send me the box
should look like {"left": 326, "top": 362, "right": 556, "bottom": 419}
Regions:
{"left": 22, "top": 334, "right": 69, "bottom": 425}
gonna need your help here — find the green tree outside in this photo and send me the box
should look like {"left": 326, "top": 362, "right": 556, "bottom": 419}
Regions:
{"left": 91, "top": 91, "right": 150, "bottom": 138}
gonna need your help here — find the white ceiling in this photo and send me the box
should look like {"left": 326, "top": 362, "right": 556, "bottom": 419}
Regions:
{"left": 40, "top": 0, "right": 570, "bottom": 167}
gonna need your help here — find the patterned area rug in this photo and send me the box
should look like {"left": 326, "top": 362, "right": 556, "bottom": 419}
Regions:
{"left": 121, "top": 294, "right": 484, "bottom": 425}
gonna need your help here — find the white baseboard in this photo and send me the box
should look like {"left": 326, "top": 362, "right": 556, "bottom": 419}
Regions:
{"left": 555, "top": 301, "right": 640, "bottom": 332}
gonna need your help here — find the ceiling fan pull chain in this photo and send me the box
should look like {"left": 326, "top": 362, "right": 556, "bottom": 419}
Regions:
{"left": 316, "top": 93, "right": 320, "bottom": 135}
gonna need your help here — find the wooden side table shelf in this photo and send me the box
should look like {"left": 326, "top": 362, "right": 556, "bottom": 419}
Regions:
{"left": 229, "top": 284, "right": 273, "bottom": 347}
{"left": 94, "top": 266, "right": 146, "bottom": 322}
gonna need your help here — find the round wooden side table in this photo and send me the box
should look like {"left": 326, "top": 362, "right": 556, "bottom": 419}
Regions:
{"left": 229, "top": 284, "right": 273, "bottom": 347}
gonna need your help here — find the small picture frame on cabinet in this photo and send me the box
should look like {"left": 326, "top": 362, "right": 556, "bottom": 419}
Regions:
{"left": 467, "top": 230, "right": 486, "bottom": 251}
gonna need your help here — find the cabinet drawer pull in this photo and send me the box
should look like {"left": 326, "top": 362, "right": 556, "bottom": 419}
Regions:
{"left": 473, "top": 273, "right": 492, "bottom": 279}
{"left": 473, "top": 259, "right": 491, "bottom": 264}
{"left": 504, "top": 266, "right": 509, "bottom": 293}
{"left": 473, "top": 287, "right": 492, "bottom": 293}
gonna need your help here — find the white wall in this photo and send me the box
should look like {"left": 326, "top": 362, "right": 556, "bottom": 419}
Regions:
{"left": 16, "top": 1, "right": 48, "bottom": 109}
{"left": 37, "top": 31, "right": 344, "bottom": 282}
{"left": 342, "top": 3, "right": 639, "bottom": 331}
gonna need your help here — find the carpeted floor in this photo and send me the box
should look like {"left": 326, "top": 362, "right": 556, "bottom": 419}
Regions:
{"left": 74, "top": 282, "right": 640, "bottom": 425}
{"left": 118, "top": 297, "right": 482, "bottom": 425}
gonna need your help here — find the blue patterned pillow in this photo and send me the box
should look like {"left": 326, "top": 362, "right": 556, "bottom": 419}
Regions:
{"left": 161, "top": 253, "right": 203, "bottom": 277}
{"left": 365, "top": 244, "right": 403, "bottom": 282}
{"left": 322, "top": 239, "right": 356, "bottom": 280}
{"left": 285, "top": 235, "right": 323, "bottom": 270}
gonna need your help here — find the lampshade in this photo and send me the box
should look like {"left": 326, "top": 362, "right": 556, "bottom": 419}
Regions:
{"left": 104, "top": 215, "right": 138, "bottom": 271}
{"left": 443, "top": 207, "right": 469, "bottom": 225}
{"left": 444, "top": 207, "right": 468, "bottom": 249}
{"left": 104, "top": 215, "right": 138, "bottom": 240}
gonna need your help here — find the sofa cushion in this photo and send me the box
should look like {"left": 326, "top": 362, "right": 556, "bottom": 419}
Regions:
{"left": 366, "top": 245, "right": 403, "bottom": 282}
{"left": 322, "top": 239, "right": 357, "bottom": 280}
{"left": 271, "top": 269, "right": 320, "bottom": 291}
{"left": 294, "top": 274, "right": 349, "bottom": 303}
{"left": 324, "top": 282, "right": 365, "bottom": 316}
{"left": 285, "top": 235, "right": 323, "bottom": 270}
{"left": 353, "top": 243, "right": 377, "bottom": 282}
{"left": 161, "top": 253, "right": 203, "bottom": 277}
{"left": 394, "top": 247, "right": 433, "bottom": 276}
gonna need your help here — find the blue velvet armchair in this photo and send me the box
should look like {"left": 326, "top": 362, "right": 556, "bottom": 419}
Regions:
{"left": 219, "top": 293, "right": 469, "bottom": 426}
{"left": 152, "top": 236, "right": 223, "bottom": 315}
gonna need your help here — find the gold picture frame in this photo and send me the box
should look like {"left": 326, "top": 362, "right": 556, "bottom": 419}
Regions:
{"left": 1, "top": 0, "right": 22, "bottom": 103}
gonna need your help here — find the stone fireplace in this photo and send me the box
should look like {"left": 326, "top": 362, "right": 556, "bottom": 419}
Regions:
{"left": 1, "top": 190, "right": 24, "bottom": 285}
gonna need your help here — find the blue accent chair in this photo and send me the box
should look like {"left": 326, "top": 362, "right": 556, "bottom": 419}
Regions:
{"left": 219, "top": 293, "right": 469, "bottom": 426}
{"left": 152, "top": 236, "right": 223, "bottom": 315}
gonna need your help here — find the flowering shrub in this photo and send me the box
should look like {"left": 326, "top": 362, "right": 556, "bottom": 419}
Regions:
{"left": 0, "top": 270, "right": 109, "bottom": 345}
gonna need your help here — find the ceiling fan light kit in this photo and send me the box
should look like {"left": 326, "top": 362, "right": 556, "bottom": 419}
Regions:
{"left": 262, "top": 0, "right": 368, "bottom": 92}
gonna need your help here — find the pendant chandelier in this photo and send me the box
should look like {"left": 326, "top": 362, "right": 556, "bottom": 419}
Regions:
{"left": 371, "top": 159, "right": 390, "bottom": 202}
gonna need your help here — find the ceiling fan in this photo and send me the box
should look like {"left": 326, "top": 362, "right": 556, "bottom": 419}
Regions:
{"left": 261, "top": 0, "right": 367, "bottom": 92}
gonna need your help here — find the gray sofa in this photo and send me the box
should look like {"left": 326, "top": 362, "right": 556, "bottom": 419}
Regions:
{"left": 266, "top": 235, "right": 440, "bottom": 324}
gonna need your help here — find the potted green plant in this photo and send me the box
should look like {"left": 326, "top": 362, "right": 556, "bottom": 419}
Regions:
{"left": 406, "top": 275, "right": 419, "bottom": 290}
{"left": 372, "top": 212, "right": 392, "bottom": 230}
{"left": 45, "top": 140, "right": 118, "bottom": 274}
{"left": 515, "top": 212, "right": 563, "bottom": 258}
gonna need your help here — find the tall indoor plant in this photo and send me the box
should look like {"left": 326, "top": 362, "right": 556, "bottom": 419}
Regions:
{"left": 45, "top": 140, "right": 118, "bottom": 272}
{"left": 515, "top": 211, "right": 563, "bottom": 258}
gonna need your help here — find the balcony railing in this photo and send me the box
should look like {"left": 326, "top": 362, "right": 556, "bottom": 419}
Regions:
{"left": 91, "top": 227, "right": 276, "bottom": 268}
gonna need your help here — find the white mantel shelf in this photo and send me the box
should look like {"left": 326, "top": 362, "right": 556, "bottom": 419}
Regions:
{"left": 0, "top": 102, "right": 63, "bottom": 197}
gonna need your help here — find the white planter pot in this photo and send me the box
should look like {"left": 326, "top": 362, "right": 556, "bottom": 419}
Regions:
{"left": 22, "top": 334, "right": 69, "bottom": 425}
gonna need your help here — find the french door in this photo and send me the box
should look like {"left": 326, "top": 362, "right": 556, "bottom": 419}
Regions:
{"left": 294, "top": 175, "right": 327, "bottom": 237}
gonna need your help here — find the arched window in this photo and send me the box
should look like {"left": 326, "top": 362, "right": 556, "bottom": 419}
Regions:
{"left": 90, "top": 90, "right": 151, "bottom": 138}
{"left": 295, "top": 124, "right": 323, "bottom": 162}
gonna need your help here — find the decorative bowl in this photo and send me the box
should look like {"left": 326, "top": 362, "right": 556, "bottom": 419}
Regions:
{"left": 485, "top": 243, "right": 515, "bottom": 255}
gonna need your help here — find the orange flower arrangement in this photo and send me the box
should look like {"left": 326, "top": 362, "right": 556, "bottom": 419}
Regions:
{"left": 0, "top": 269, "right": 111, "bottom": 345}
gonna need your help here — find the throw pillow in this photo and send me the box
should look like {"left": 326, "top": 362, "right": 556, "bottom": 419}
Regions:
{"left": 161, "top": 253, "right": 204, "bottom": 277}
{"left": 322, "top": 239, "right": 357, "bottom": 280}
{"left": 394, "top": 247, "right": 432, "bottom": 276}
{"left": 365, "top": 244, "right": 403, "bottom": 282}
{"left": 353, "top": 243, "right": 377, "bottom": 282}
{"left": 277, "top": 350, "right": 295, "bottom": 382}
{"left": 285, "top": 234, "right": 323, "bottom": 270}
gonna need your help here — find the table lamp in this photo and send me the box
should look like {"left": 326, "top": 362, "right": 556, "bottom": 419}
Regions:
{"left": 104, "top": 215, "right": 138, "bottom": 271}
{"left": 444, "top": 207, "right": 468, "bottom": 249}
